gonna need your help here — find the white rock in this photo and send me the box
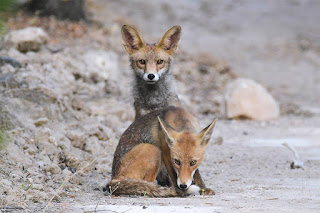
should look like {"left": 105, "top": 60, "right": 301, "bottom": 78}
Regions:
{"left": 225, "top": 78, "right": 280, "bottom": 120}
{"left": 5, "top": 27, "right": 49, "bottom": 52}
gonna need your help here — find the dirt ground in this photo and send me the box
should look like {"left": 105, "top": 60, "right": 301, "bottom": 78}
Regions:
{"left": 1, "top": 0, "right": 320, "bottom": 212}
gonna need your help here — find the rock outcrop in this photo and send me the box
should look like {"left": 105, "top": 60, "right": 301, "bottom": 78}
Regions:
{"left": 225, "top": 78, "right": 280, "bottom": 120}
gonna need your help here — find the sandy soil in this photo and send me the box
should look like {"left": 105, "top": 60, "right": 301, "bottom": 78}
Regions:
{"left": 1, "top": 0, "right": 320, "bottom": 212}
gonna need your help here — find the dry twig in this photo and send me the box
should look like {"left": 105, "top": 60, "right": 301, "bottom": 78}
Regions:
{"left": 282, "top": 142, "right": 304, "bottom": 169}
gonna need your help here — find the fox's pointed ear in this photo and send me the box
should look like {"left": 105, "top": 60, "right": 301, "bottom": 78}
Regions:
{"left": 121, "top": 25, "right": 145, "bottom": 54}
{"left": 158, "top": 116, "right": 178, "bottom": 147}
{"left": 157, "top": 26, "right": 181, "bottom": 55}
{"left": 198, "top": 118, "right": 218, "bottom": 147}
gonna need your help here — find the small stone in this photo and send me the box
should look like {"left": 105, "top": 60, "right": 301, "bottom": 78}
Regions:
{"left": 46, "top": 44, "right": 63, "bottom": 53}
{"left": 27, "top": 146, "right": 37, "bottom": 155}
{"left": 69, "top": 175, "right": 84, "bottom": 185}
{"left": 48, "top": 136, "right": 57, "bottom": 146}
{"left": 45, "top": 163, "right": 61, "bottom": 174}
{"left": 198, "top": 64, "right": 210, "bottom": 74}
{"left": 27, "top": 178, "right": 34, "bottom": 183}
{"left": 62, "top": 168, "right": 72, "bottom": 178}
{"left": 5, "top": 27, "right": 49, "bottom": 53}
{"left": 29, "top": 190, "right": 49, "bottom": 202}
{"left": 34, "top": 118, "right": 49, "bottom": 127}
{"left": 28, "top": 139, "right": 35, "bottom": 145}
{"left": 32, "top": 184, "right": 44, "bottom": 191}
{"left": 225, "top": 78, "right": 280, "bottom": 120}
{"left": 66, "top": 130, "right": 86, "bottom": 149}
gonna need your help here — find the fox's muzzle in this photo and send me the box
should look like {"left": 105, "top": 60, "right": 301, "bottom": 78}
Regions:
{"left": 143, "top": 73, "right": 159, "bottom": 84}
{"left": 176, "top": 168, "right": 196, "bottom": 190}
{"left": 177, "top": 177, "right": 193, "bottom": 190}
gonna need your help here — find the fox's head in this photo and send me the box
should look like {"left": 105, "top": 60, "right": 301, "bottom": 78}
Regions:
{"left": 158, "top": 117, "right": 217, "bottom": 190}
{"left": 121, "top": 25, "right": 181, "bottom": 84}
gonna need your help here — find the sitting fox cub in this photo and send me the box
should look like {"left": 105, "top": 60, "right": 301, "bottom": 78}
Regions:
{"left": 105, "top": 106, "right": 217, "bottom": 197}
{"left": 121, "top": 25, "right": 181, "bottom": 119}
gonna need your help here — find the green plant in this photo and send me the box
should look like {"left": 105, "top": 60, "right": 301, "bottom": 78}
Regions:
{"left": 142, "top": 191, "right": 148, "bottom": 197}
{"left": 0, "top": 0, "right": 18, "bottom": 35}
{"left": 21, "top": 182, "right": 32, "bottom": 191}
{"left": 107, "top": 182, "right": 119, "bottom": 196}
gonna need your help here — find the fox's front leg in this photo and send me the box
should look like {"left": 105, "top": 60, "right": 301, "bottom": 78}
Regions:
{"left": 162, "top": 153, "right": 177, "bottom": 187}
{"left": 193, "top": 169, "right": 215, "bottom": 195}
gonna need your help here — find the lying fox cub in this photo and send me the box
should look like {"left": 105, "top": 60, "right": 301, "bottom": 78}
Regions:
{"left": 105, "top": 106, "right": 217, "bottom": 197}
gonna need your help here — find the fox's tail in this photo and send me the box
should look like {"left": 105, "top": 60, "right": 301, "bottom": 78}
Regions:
{"left": 104, "top": 179, "right": 177, "bottom": 197}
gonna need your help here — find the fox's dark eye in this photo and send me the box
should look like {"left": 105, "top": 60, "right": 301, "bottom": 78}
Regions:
{"left": 157, "top": 59, "right": 164, "bottom": 65}
{"left": 174, "top": 159, "right": 181, "bottom": 166}
{"left": 138, "top": 59, "right": 146, "bottom": 65}
{"left": 190, "top": 160, "right": 197, "bottom": 166}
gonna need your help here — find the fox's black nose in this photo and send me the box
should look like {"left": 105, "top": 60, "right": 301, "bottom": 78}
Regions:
{"left": 148, "top": 74, "right": 155, "bottom": 80}
{"left": 179, "top": 184, "right": 187, "bottom": 189}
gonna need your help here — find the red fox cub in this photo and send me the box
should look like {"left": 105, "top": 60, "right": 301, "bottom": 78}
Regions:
{"left": 121, "top": 25, "right": 181, "bottom": 119}
{"left": 105, "top": 106, "right": 217, "bottom": 197}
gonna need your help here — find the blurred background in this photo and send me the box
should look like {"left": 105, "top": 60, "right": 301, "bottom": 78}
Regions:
{"left": 91, "top": 0, "right": 320, "bottom": 108}
{"left": 1, "top": 0, "right": 320, "bottom": 108}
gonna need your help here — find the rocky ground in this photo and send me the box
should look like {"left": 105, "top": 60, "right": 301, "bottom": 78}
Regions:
{"left": 1, "top": 0, "right": 320, "bottom": 212}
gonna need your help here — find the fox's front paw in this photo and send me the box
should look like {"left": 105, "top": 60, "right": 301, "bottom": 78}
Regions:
{"left": 200, "top": 188, "right": 215, "bottom": 195}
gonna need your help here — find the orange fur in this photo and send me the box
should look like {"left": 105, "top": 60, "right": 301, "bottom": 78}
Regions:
{"left": 105, "top": 106, "right": 217, "bottom": 197}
